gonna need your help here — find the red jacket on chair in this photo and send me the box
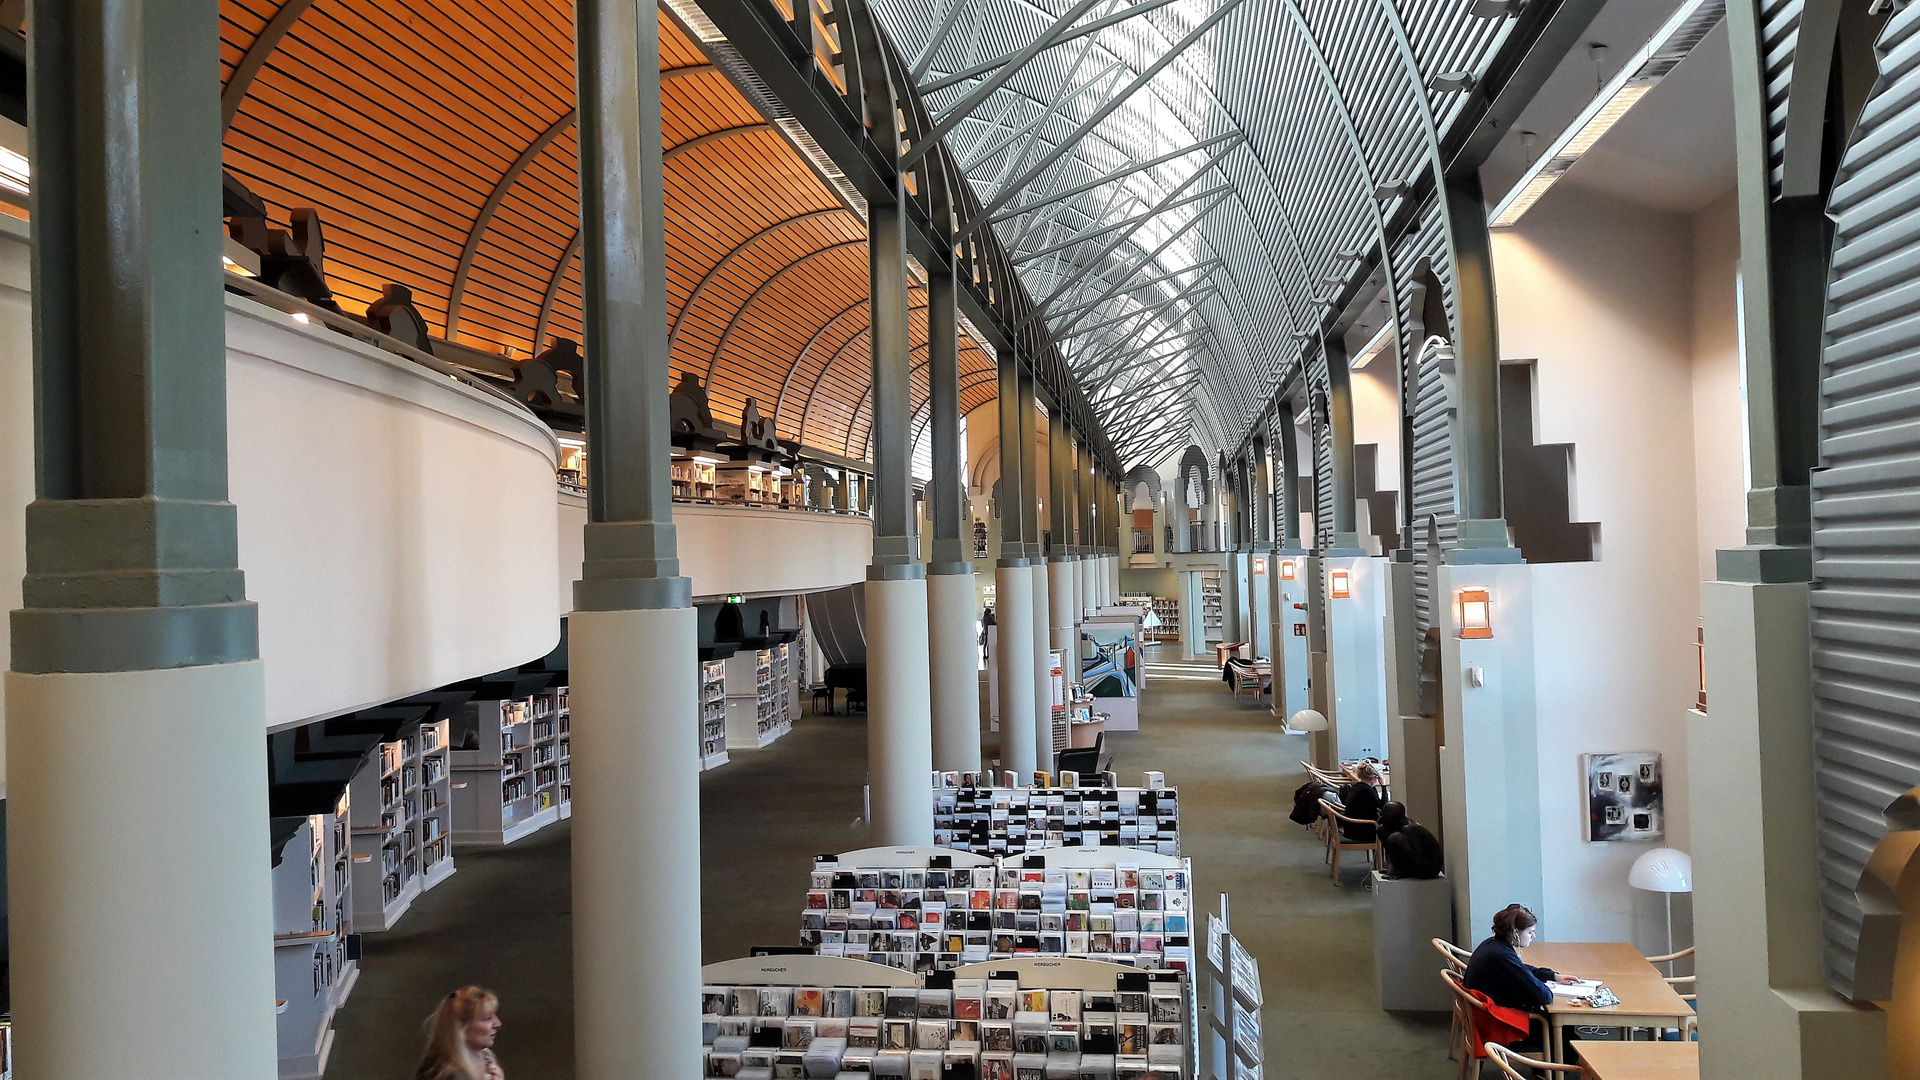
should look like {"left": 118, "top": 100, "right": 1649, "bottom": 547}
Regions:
{"left": 1466, "top": 989, "right": 1533, "bottom": 1057}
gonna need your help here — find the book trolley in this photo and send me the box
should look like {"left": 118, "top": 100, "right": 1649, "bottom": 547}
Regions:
{"left": 802, "top": 847, "right": 1195, "bottom": 974}
{"left": 701, "top": 953, "right": 1196, "bottom": 1078}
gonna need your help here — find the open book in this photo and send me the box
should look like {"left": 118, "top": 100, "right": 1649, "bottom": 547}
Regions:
{"left": 1548, "top": 978, "right": 1605, "bottom": 999}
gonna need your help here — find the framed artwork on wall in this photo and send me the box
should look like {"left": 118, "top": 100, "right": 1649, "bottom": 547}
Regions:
{"left": 1583, "top": 752, "right": 1663, "bottom": 842}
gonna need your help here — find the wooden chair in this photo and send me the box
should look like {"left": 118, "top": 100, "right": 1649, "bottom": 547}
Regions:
{"left": 1319, "top": 798, "right": 1381, "bottom": 881}
{"left": 1433, "top": 938, "right": 1473, "bottom": 1059}
{"left": 1644, "top": 945, "right": 1694, "bottom": 975}
{"left": 1484, "top": 1043, "right": 1580, "bottom": 1080}
{"left": 1659, "top": 974, "right": 1697, "bottom": 1040}
{"left": 1441, "top": 969, "right": 1547, "bottom": 1080}
{"left": 1227, "top": 661, "right": 1265, "bottom": 704}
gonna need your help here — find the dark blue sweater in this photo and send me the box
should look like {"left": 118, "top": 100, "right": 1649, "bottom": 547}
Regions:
{"left": 1464, "top": 936, "right": 1557, "bottom": 1010}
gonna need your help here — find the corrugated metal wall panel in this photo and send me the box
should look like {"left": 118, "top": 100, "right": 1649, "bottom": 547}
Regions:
{"left": 1809, "top": 0, "right": 1920, "bottom": 1001}
{"left": 1761, "top": 0, "right": 1802, "bottom": 195}
{"left": 1394, "top": 199, "right": 1456, "bottom": 637}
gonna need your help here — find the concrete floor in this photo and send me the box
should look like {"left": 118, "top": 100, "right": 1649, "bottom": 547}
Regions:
{"left": 326, "top": 647, "right": 1451, "bottom": 1078}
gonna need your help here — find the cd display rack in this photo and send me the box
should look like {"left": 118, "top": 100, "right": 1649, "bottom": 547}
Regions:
{"left": 802, "top": 848, "right": 1195, "bottom": 974}
{"left": 933, "top": 785, "right": 1181, "bottom": 856}
{"left": 700, "top": 954, "right": 1193, "bottom": 1079}
{"left": 450, "top": 688, "right": 571, "bottom": 845}
{"left": 348, "top": 715, "right": 454, "bottom": 931}
{"left": 271, "top": 792, "right": 357, "bottom": 1078}
{"left": 700, "top": 658, "right": 730, "bottom": 770}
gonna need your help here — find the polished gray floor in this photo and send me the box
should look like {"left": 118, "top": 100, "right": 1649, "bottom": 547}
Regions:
{"left": 326, "top": 649, "right": 1452, "bottom": 1078}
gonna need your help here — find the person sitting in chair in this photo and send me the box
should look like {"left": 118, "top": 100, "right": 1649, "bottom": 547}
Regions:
{"left": 1337, "top": 761, "right": 1385, "bottom": 842}
{"left": 1377, "top": 802, "right": 1443, "bottom": 879}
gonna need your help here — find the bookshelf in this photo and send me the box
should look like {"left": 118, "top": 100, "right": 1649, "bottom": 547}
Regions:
{"left": 272, "top": 792, "right": 357, "bottom": 1079}
{"left": 1151, "top": 597, "right": 1181, "bottom": 643}
{"left": 348, "top": 715, "right": 454, "bottom": 932}
{"left": 725, "top": 644, "right": 797, "bottom": 750}
{"left": 933, "top": 784, "right": 1182, "bottom": 856}
{"left": 1200, "top": 573, "right": 1223, "bottom": 644}
{"left": 802, "top": 847, "right": 1194, "bottom": 974}
{"left": 700, "top": 954, "right": 1195, "bottom": 1078}
{"left": 450, "top": 688, "right": 571, "bottom": 845}
{"left": 700, "top": 657, "right": 730, "bottom": 770}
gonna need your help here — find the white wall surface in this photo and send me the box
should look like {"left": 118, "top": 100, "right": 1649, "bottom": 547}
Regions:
{"left": 226, "top": 299, "right": 562, "bottom": 730}
{"left": 0, "top": 209, "right": 565, "bottom": 746}
{"left": 0, "top": 217, "right": 29, "bottom": 792}
{"left": 1690, "top": 189, "right": 1747, "bottom": 581}
{"left": 1493, "top": 183, "right": 1720, "bottom": 945}
{"left": 555, "top": 498, "right": 874, "bottom": 606}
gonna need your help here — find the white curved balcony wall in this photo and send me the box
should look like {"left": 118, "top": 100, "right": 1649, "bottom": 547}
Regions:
{"left": 229, "top": 298, "right": 561, "bottom": 729}
{"left": 0, "top": 217, "right": 562, "bottom": 752}
{"left": 555, "top": 498, "right": 873, "bottom": 606}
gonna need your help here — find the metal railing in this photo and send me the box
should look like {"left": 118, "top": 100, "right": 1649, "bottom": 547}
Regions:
{"left": 224, "top": 272, "right": 535, "bottom": 420}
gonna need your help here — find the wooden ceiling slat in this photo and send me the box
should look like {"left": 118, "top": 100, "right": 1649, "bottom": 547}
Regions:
{"left": 217, "top": 0, "right": 952, "bottom": 465}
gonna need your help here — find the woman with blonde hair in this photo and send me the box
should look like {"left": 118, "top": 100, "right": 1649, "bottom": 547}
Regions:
{"left": 412, "top": 985, "right": 504, "bottom": 1080}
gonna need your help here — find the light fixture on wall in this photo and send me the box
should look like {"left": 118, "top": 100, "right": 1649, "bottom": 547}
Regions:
{"left": 1280, "top": 559, "right": 1297, "bottom": 580}
{"left": 1488, "top": 0, "right": 1724, "bottom": 229}
{"left": 1329, "top": 568, "right": 1352, "bottom": 599}
{"left": 1457, "top": 588, "right": 1493, "bottom": 638}
{"left": 1254, "top": 557, "right": 1267, "bottom": 576}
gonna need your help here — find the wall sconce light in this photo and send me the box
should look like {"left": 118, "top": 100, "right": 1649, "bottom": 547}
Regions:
{"left": 1254, "top": 557, "right": 1267, "bottom": 576}
{"left": 1280, "top": 559, "right": 1297, "bottom": 580}
{"left": 1458, "top": 588, "right": 1493, "bottom": 638}
{"left": 1329, "top": 568, "right": 1351, "bottom": 599}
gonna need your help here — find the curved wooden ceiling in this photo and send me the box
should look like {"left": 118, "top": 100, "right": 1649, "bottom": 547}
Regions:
{"left": 216, "top": 0, "right": 994, "bottom": 462}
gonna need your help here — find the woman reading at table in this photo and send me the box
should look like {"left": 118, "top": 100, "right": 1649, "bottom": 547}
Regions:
{"left": 1465, "top": 904, "right": 1560, "bottom": 1010}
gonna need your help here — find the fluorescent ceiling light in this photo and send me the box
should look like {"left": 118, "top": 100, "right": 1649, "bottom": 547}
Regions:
{"left": 1349, "top": 322, "right": 1393, "bottom": 371}
{"left": 1489, "top": 0, "right": 1725, "bottom": 229}
{"left": 0, "top": 145, "right": 26, "bottom": 194}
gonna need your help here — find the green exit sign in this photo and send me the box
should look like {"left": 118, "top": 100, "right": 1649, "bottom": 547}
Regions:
{"left": 725, "top": 594, "right": 745, "bottom": 604}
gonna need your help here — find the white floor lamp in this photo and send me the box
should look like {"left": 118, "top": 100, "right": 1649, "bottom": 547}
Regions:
{"left": 1629, "top": 847, "right": 1693, "bottom": 965}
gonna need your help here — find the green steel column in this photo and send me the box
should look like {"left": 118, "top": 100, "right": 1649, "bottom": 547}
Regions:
{"left": 1442, "top": 171, "right": 1515, "bottom": 555}
{"left": 10, "top": 3, "right": 274, "bottom": 1076}
{"left": 568, "top": 4, "right": 703, "bottom": 1078}
{"left": 1324, "top": 334, "right": 1363, "bottom": 554}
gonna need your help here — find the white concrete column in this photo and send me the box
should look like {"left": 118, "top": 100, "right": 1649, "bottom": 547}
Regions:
{"left": 995, "top": 563, "right": 1038, "bottom": 776}
{"left": 1249, "top": 552, "right": 1273, "bottom": 657}
{"left": 1323, "top": 555, "right": 1388, "bottom": 761}
{"left": 1050, "top": 556, "right": 1076, "bottom": 653}
{"left": 1030, "top": 560, "right": 1056, "bottom": 773}
{"left": 1380, "top": 559, "right": 1439, "bottom": 838}
{"left": 928, "top": 567, "right": 982, "bottom": 773}
{"left": 868, "top": 576, "right": 937, "bottom": 841}
{"left": 1273, "top": 550, "right": 1312, "bottom": 722}
{"left": 571, "top": 607, "right": 703, "bottom": 1078}
{"left": 8, "top": 661, "right": 277, "bottom": 1079}
{"left": 1076, "top": 555, "right": 1092, "bottom": 618}
{"left": 1689, "top": 580, "right": 1885, "bottom": 1077}
{"left": 1435, "top": 559, "right": 1543, "bottom": 946}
